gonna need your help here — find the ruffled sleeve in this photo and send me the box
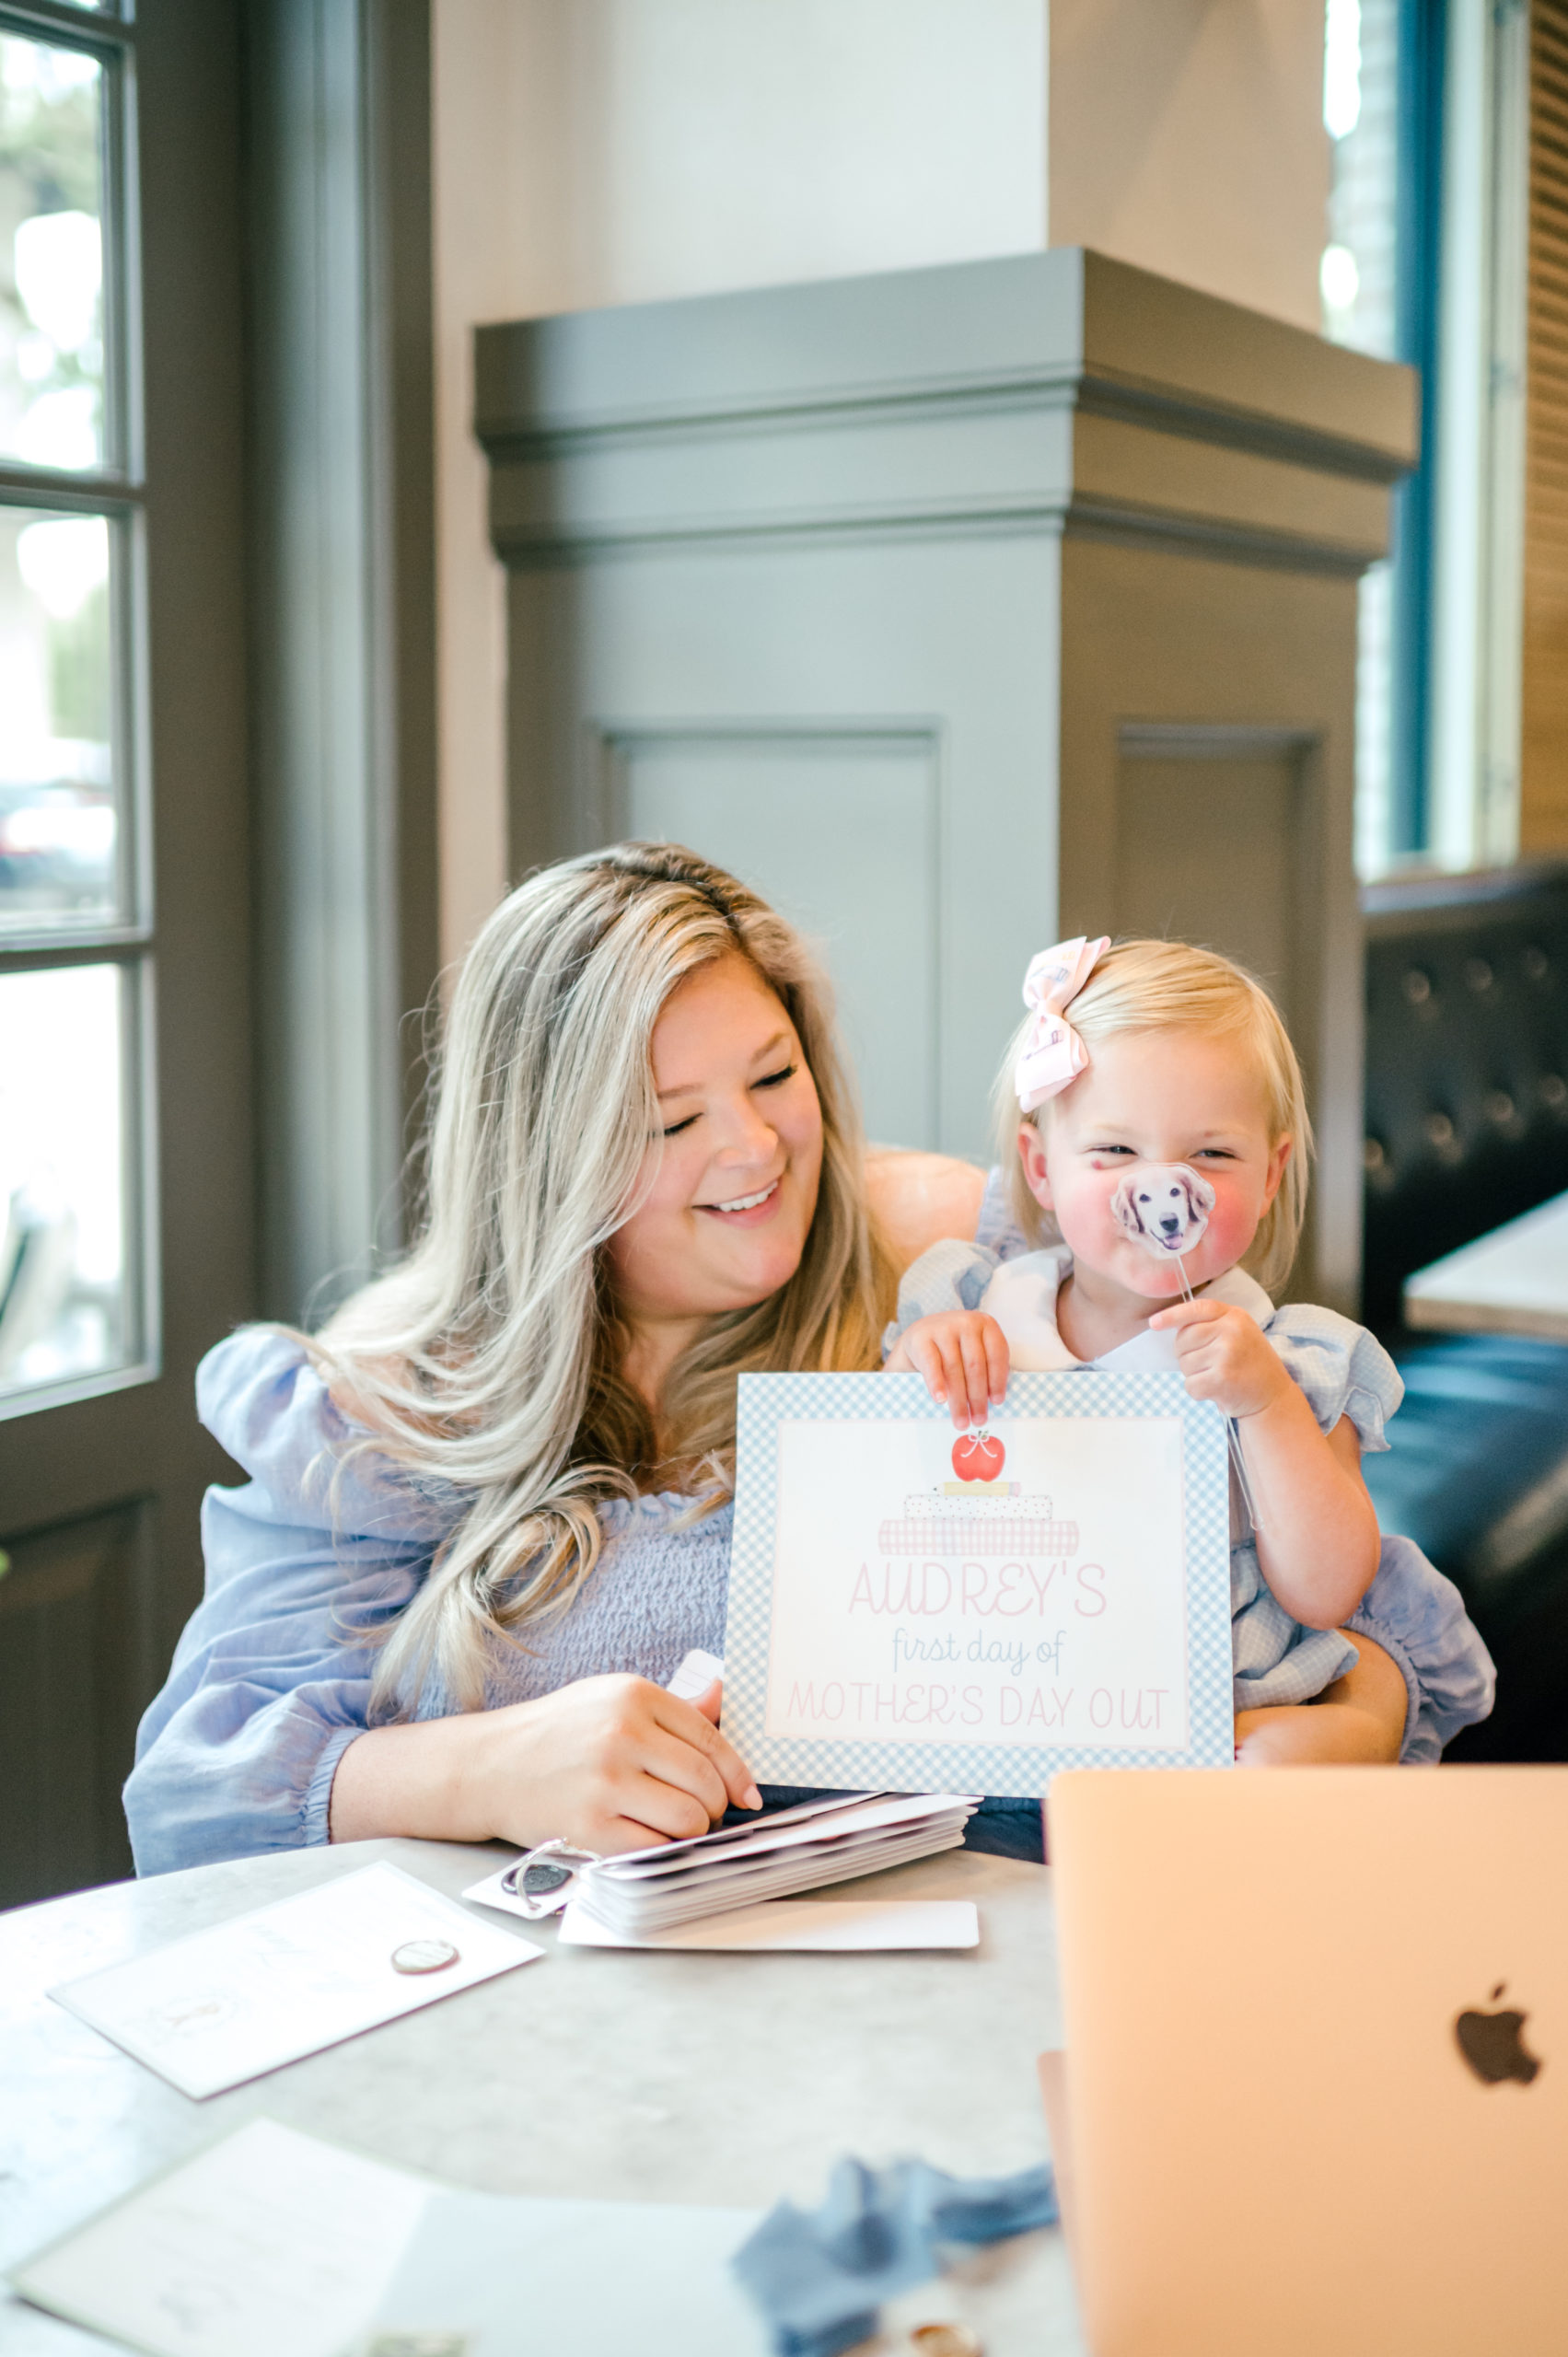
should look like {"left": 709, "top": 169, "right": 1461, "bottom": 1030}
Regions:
{"left": 1350, "top": 1532, "right": 1496, "bottom": 1761}
{"left": 122, "top": 1328, "right": 461, "bottom": 1876}
{"left": 881, "top": 1238, "right": 1002, "bottom": 1361}
{"left": 973, "top": 1166, "right": 1018, "bottom": 1255}
{"left": 1262, "top": 1304, "right": 1405, "bottom": 1454}
{"left": 974, "top": 1164, "right": 1060, "bottom": 1262}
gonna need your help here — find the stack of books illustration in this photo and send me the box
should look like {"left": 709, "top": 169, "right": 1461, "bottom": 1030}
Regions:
{"left": 878, "top": 1480, "right": 1080, "bottom": 1560}
{"left": 877, "top": 1430, "right": 1079, "bottom": 1558}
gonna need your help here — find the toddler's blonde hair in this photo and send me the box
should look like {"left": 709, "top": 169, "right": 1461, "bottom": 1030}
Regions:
{"left": 993, "top": 936, "right": 1312, "bottom": 1297}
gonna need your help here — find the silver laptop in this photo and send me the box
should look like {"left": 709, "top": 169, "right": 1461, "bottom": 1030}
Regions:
{"left": 1041, "top": 1766, "right": 1568, "bottom": 2356}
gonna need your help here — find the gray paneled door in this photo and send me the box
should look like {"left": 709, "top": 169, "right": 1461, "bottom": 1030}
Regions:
{"left": 505, "top": 527, "right": 1062, "bottom": 1167}
{"left": 0, "top": 0, "right": 253, "bottom": 1906}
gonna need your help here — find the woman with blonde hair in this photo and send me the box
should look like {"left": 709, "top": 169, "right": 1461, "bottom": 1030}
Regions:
{"left": 127, "top": 842, "right": 981, "bottom": 1868}
{"left": 128, "top": 866, "right": 1423, "bottom": 1873}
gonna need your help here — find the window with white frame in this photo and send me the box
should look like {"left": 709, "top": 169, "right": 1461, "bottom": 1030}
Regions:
{"left": 0, "top": 1, "right": 150, "bottom": 1408}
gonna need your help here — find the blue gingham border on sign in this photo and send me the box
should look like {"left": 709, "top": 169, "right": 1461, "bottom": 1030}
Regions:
{"left": 722, "top": 1368, "right": 1235, "bottom": 1794}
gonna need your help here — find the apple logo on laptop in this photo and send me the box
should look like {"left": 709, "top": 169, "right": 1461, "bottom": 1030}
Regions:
{"left": 1454, "top": 1983, "right": 1543, "bottom": 2086}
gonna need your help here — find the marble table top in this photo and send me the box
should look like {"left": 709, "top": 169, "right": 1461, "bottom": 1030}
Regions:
{"left": 0, "top": 1835, "right": 1084, "bottom": 2355}
{"left": 1404, "top": 1186, "right": 1568, "bottom": 1340}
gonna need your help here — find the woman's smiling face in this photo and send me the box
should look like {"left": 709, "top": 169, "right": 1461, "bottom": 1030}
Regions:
{"left": 1018, "top": 1027, "right": 1291, "bottom": 1303}
{"left": 607, "top": 953, "right": 825, "bottom": 1337}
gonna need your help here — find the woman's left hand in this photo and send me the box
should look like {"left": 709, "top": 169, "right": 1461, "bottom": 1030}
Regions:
{"left": 1148, "top": 1295, "right": 1293, "bottom": 1420}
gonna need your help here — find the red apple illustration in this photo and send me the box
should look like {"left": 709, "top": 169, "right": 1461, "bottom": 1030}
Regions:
{"left": 951, "top": 1429, "right": 1005, "bottom": 1483}
{"left": 1453, "top": 1982, "right": 1543, "bottom": 2086}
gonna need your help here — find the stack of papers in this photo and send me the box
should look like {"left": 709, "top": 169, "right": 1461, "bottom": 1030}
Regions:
{"left": 568, "top": 1790, "right": 980, "bottom": 1938}
{"left": 555, "top": 1895, "right": 980, "bottom": 1951}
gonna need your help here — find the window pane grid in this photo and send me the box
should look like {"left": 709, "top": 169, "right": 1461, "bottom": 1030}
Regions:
{"left": 1, "top": 27, "right": 110, "bottom": 471}
{"left": 0, "top": 0, "right": 146, "bottom": 1412}
{"left": 0, "top": 6, "right": 132, "bottom": 53}
{"left": 0, "top": 956, "right": 140, "bottom": 1400}
{"left": 0, "top": 504, "right": 134, "bottom": 935}
{"left": 0, "top": 933, "right": 145, "bottom": 966}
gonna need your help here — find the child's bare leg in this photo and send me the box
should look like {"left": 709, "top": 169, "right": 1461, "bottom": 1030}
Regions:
{"left": 1234, "top": 1631, "right": 1407, "bottom": 1765}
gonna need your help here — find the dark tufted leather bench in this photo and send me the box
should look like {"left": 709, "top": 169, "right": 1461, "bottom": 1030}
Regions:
{"left": 1359, "top": 864, "right": 1568, "bottom": 1759}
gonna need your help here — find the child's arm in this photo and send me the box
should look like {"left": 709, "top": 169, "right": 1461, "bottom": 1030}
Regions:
{"left": 1150, "top": 1296, "right": 1381, "bottom": 1628}
{"left": 884, "top": 1311, "right": 1010, "bottom": 1429}
{"left": 1235, "top": 1628, "right": 1407, "bottom": 1764}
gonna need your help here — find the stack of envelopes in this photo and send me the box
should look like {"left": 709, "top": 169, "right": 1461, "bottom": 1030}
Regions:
{"left": 571, "top": 1791, "right": 981, "bottom": 1937}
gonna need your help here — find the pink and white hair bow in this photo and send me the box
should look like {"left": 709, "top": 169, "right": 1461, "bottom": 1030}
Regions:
{"left": 1014, "top": 935, "right": 1110, "bottom": 1111}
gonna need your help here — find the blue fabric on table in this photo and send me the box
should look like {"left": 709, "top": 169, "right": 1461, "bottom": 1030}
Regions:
{"left": 751, "top": 1788, "right": 1046, "bottom": 1862}
{"left": 963, "top": 1795, "right": 1047, "bottom": 1862}
{"left": 730, "top": 2155, "right": 1058, "bottom": 2357}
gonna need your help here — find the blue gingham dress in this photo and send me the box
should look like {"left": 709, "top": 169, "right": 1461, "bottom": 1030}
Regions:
{"left": 885, "top": 1174, "right": 1496, "bottom": 1724}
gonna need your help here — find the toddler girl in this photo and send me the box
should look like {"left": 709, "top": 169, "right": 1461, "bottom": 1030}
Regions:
{"left": 884, "top": 935, "right": 1493, "bottom": 1763}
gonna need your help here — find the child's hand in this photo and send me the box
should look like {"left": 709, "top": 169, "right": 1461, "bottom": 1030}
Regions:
{"left": 1148, "top": 1296, "right": 1293, "bottom": 1420}
{"left": 885, "top": 1312, "right": 1009, "bottom": 1429}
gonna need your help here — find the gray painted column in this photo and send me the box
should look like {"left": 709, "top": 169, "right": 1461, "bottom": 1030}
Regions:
{"left": 247, "top": 0, "right": 437, "bottom": 1324}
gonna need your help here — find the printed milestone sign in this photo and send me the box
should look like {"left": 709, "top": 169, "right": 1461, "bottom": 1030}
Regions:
{"left": 722, "top": 1370, "right": 1236, "bottom": 1796}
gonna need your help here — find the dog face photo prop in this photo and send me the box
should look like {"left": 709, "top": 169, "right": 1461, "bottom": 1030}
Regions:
{"left": 1109, "top": 1164, "right": 1215, "bottom": 1260}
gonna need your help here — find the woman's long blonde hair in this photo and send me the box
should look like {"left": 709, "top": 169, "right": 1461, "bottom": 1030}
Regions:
{"left": 994, "top": 936, "right": 1312, "bottom": 1295}
{"left": 316, "top": 843, "right": 893, "bottom": 1716}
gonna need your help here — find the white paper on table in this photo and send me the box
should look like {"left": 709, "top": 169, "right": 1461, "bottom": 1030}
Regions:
{"left": 8, "top": 2117, "right": 435, "bottom": 2357}
{"left": 50, "top": 1862, "right": 544, "bottom": 2099}
{"left": 361, "top": 2184, "right": 766, "bottom": 2356}
{"left": 556, "top": 1895, "right": 980, "bottom": 1950}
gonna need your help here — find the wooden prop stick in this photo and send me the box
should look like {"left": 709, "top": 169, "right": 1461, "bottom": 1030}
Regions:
{"left": 1109, "top": 1163, "right": 1264, "bottom": 1532}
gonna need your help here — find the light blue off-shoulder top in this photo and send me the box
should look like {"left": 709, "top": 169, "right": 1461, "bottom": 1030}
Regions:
{"left": 124, "top": 1326, "right": 733, "bottom": 1875}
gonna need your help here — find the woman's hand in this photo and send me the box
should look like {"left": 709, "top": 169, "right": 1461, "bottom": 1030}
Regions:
{"left": 884, "top": 1311, "right": 1010, "bottom": 1429}
{"left": 1234, "top": 1631, "right": 1408, "bottom": 1765}
{"left": 329, "top": 1673, "right": 762, "bottom": 1856}
{"left": 468, "top": 1674, "right": 762, "bottom": 1852}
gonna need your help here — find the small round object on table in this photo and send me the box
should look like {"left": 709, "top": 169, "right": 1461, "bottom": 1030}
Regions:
{"left": 909, "top": 2326, "right": 982, "bottom": 2357}
{"left": 389, "top": 1937, "right": 461, "bottom": 1976}
{"left": 522, "top": 1860, "right": 575, "bottom": 1897}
